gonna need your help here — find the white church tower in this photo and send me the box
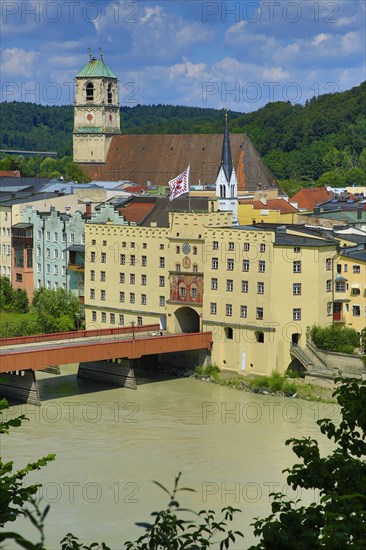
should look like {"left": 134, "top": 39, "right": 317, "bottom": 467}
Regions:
{"left": 215, "top": 114, "right": 238, "bottom": 225}
{"left": 73, "top": 49, "right": 121, "bottom": 164}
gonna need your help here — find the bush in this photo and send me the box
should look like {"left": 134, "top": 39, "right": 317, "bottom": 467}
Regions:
{"left": 247, "top": 375, "right": 269, "bottom": 389}
{"left": 283, "top": 381, "right": 297, "bottom": 396}
{"left": 268, "top": 371, "right": 284, "bottom": 392}
{"left": 310, "top": 324, "right": 359, "bottom": 353}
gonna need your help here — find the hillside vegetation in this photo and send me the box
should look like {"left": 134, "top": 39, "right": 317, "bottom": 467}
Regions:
{"left": 1, "top": 81, "right": 365, "bottom": 193}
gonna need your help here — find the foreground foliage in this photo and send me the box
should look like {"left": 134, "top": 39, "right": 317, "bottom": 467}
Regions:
{"left": 310, "top": 324, "right": 360, "bottom": 354}
{"left": 1, "top": 379, "right": 366, "bottom": 548}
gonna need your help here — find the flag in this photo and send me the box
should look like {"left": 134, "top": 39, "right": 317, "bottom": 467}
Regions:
{"left": 168, "top": 165, "right": 190, "bottom": 201}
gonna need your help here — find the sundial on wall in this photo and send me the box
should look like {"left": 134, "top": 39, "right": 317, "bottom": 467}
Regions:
{"left": 182, "top": 243, "right": 191, "bottom": 254}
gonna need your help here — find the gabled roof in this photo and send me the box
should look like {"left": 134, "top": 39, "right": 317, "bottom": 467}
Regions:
{"left": 76, "top": 57, "right": 118, "bottom": 79}
{"left": 250, "top": 199, "right": 299, "bottom": 214}
{"left": 290, "top": 187, "right": 333, "bottom": 210}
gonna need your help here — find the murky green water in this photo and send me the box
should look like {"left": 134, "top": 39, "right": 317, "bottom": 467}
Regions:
{"left": 2, "top": 364, "right": 337, "bottom": 549}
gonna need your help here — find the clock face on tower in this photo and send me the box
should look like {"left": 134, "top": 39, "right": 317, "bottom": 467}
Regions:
{"left": 85, "top": 111, "right": 95, "bottom": 124}
{"left": 182, "top": 243, "right": 191, "bottom": 255}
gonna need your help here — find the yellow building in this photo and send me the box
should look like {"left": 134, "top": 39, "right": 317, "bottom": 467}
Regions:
{"left": 238, "top": 197, "right": 299, "bottom": 225}
{"left": 335, "top": 246, "right": 366, "bottom": 332}
{"left": 84, "top": 201, "right": 339, "bottom": 376}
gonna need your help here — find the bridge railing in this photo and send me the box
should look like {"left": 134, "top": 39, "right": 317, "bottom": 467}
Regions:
{"left": 0, "top": 324, "right": 160, "bottom": 347}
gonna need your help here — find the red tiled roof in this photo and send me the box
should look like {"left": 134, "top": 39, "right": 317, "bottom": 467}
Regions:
{"left": 117, "top": 202, "right": 155, "bottom": 224}
{"left": 290, "top": 187, "right": 333, "bottom": 211}
{"left": 124, "top": 185, "right": 146, "bottom": 193}
{"left": 240, "top": 198, "right": 299, "bottom": 214}
{"left": 0, "top": 170, "right": 21, "bottom": 177}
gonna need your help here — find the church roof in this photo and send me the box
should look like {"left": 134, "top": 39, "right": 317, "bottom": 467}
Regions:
{"left": 221, "top": 115, "right": 233, "bottom": 181}
{"left": 82, "top": 134, "right": 284, "bottom": 195}
{"left": 76, "top": 57, "right": 118, "bottom": 79}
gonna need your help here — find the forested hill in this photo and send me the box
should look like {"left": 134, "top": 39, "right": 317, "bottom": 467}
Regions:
{"left": 1, "top": 81, "right": 365, "bottom": 190}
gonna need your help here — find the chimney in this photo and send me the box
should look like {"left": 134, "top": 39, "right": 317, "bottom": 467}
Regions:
{"left": 313, "top": 206, "right": 320, "bottom": 215}
{"left": 357, "top": 205, "right": 363, "bottom": 220}
{"left": 85, "top": 202, "right": 92, "bottom": 217}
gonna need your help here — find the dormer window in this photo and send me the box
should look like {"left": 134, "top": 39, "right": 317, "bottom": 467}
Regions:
{"left": 107, "top": 82, "right": 113, "bottom": 104}
{"left": 86, "top": 82, "right": 94, "bottom": 101}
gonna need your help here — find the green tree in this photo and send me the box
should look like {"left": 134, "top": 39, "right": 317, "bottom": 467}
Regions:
{"left": 310, "top": 324, "right": 360, "bottom": 353}
{"left": 32, "top": 288, "right": 81, "bottom": 333}
{"left": 250, "top": 378, "right": 366, "bottom": 549}
{"left": 342, "top": 167, "right": 366, "bottom": 187}
{"left": 0, "top": 276, "right": 14, "bottom": 311}
{"left": 11, "top": 289, "right": 29, "bottom": 313}
{"left": 317, "top": 171, "right": 344, "bottom": 188}
{"left": 65, "top": 162, "right": 91, "bottom": 183}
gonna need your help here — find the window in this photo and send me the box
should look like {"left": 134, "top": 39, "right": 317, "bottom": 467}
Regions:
{"left": 54, "top": 249, "right": 58, "bottom": 259}
{"left": 176, "top": 263, "right": 181, "bottom": 271}
{"left": 119, "top": 314, "right": 124, "bottom": 325}
{"left": 160, "top": 244, "right": 164, "bottom": 250}
{"left": 293, "top": 308, "right": 301, "bottom": 320}
{"left": 179, "top": 286, "right": 186, "bottom": 298}
{"left": 226, "top": 279, "right": 233, "bottom": 291}
{"left": 90, "top": 270, "right": 95, "bottom": 281}
{"left": 293, "top": 246, "right": 300, "bottom": 253}
{"left": 225, "top": 327, "right": 233, "bottom": 340}
{"left": 15, "top": 273, "right": 22, "bottom": 282}
{"left": 137, "top": 316, "right": 143, "bottom": 326}
{"left": 240, "top": 305, "right": 247, "bottom": 318}
{"left": 227, "top": 259, "right": 234, "bottom": 271}
{"left": 191, "top": 287, "right": 197, "bottom": 299}
{"left": 352, "top": 305, "right": 361, "bottom": 316}
{"left": 226, "top": 304, "right": 232, "bottom": 316}
{"left": 101, "top": 312, "right": 106, "bottom": 323}
{"left": 46, "top": 280, "right": 51, "bottom": 289}
{"left": 110, "top": 313, "right": 115, "bottom": 324}
{"left": 176, "top": 246, "right": 180, "bottom": 254}
{"left": 70, "top": 233, "right": 75, "bottom": 243}
{"left": 159, "top": 257, "right": 165, "bottom": 268}
{"left": 119, "top": 291, "right": 125, "bottom": 302}
{"left": 130, "top": 242, "right": 135, "bottom": 249}
{"left": 258, "top": 282, "right": 264, "bottom": 294}
{"left": 256, "top": 307, "right": 263, "bottom": 320}
{"left": 130, "top": 255, "right": 136, "bottom": 266}
{"left": 141, "top": 274, "right": 147, "bottom": 286}
{"left": 46, "top": 231, "right": 50, "bottom": 241}
{"left": 211, "top": 278, "right": 218, "bottom": 290}
{"left": 210, "top": 302, "right": 217, "bottom": 315}
{"left": 141, "top": 294, "right": 147, "bottom": 305}
{"left": 228, "top": 242, "right": 234, "bottom": 251}
{"left": 90, "top": 288, "right": 95, "bottom": 299}
{"left": 260, "top": 243, "right": 266, "bottom": 253}
{"left": 244, "top": 242, "right": 250, "bottom": 252}
{"left": 122, "top": 241, "right": 126, "bottom": 248}
{"left": 159, "top": 296, "right": 165, "bottom": 307}
{"left": 99, "top": 252, "right": 105, "bottom": 263}
{"left": 86, "top": 81, "right": 94, "bottom": 101}
{"left": 142, "top": 242, "right": 147, "bottom": 249}
{"left": 81, "top": 234, "right": 85, "bottom": 244}
{"left": 54, "top": 232, "right": 58, "bottom": 242}
{"left": 100, "top": 271, "right": 106, "bottom": 282}
{"left": 6, "top": 245, "right": 10, "bottom": 256}
{"left": 243, "top": 260, "right": 249, "bottom": 272}
{"left": 326, "top": 258, "right": 332, "bottom": 271}
{"left": 326, "top": 280, "right": 332, "bottom": 292}
{"left": 213, "top": 241, "right": 218, "bottom": 250}
{"left": 62, "top": 233, "right": 66, "bottom": 243}
{"left": 256, "top": 331, "right": 264, "bottom": 343}
{"left": 258, "top": 260, "right": 265, "bottom": 273}
{"left": 46, "top": 248, "right": 51, "bottom": 259}
{"left": 2, "top": 244, "right": 6, "bottom": 255}
{"left": 130, "top": 292, "right": 135, "bottom": 304}
{"left": 101, "top": 290, "right": 106, "bottom": 301}
{"left": 344, "top": 264, "right": 348, "bottom": 273}
{"left": 142, "top": 255, "right": 147, "bottom": 267}
{"left": 159, "top": 276, "right": 165, "bottom": 287}
{"left": 351, "top": 287, "right": 360, "bottom": 296}
{"left": 130, "top": 274, "right": 135, "bottom": 284}
{"left": 54, "top": 265, "right": 58, "bottom": 275}
{"left": 293, "top": 261, "right": 301, "bottom": 273}
{"left": 293, "top": 283, "right": 301, "bottom": 295}
{"left": 327, "top": 302, "right": 333, "bottom": 316}
{"left": 102, "top": 240, "right": 107, "bottom": 246}
{"left": 120, "top": 254, "right": 125, "bottom": 265}
{"left": 242, "top": 280, "right": 249, "bottom": 293}
{"left": 193, "top": 246, "right": 197, "bottom": 255}
{"left": 91, "top": 251, "right": 96, "bottom": 263}
{"left": 91, "top": 239, "right": 96, "bottom": 245}
{"left": 37, "top": 263, "right": 41, "bottom": 273}
{"left": 193, "top": 264, "right": 198, "bottom": 273}
{"left": 37, "top": 230, "right": 42, "bottom": 240}
{"left": 335, "top": 281, "right": 346, "bottom": 292}
{"left": 353, "top": 265, "right": 361, "bottom": 273}
{"left": 212, "top": 258, "right": 218, "bottom": 270}
{"left": 92, "top": 311, "right": 97, "bottom": 322}
{"left": 119, "top": 273, "right": 125, "bottom": 283}
{"left": 336, "top": 264, "right": 342, "bottom": 274}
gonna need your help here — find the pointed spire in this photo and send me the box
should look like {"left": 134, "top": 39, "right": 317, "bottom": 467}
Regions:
{"left": 88, "top": 48, "right": 93, "bottom": 62}
{"left": 221, "top": 112, "right": 233, "bottom": 182}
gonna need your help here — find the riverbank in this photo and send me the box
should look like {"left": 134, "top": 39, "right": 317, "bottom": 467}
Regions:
{"left": 193, "top": 365, "right": 336, "bottom": 403}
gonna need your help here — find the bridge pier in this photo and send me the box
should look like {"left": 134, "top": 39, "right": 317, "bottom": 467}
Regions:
{"left": 0, "top": 370, "right": 41, "bottom": 406}
{"left": 41, "top": 365, "right": 61, "bottom": 374}
{"left": 77, "top": 360, "right": 137, "bottom": 389}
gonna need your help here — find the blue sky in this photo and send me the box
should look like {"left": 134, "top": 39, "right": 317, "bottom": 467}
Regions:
{"left": 1, "top": 0, "right": 365, "bottom": 112}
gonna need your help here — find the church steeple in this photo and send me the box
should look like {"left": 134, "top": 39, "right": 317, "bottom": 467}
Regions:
{"left": 221, "top": 113, "right": 233, "bottom": 182}
{"left": 215, "top": 114, "right": 238, "bottom": 225}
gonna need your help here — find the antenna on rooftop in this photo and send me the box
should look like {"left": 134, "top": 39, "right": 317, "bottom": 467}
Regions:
{"left": 88, "top": 48, "right": 92, "bottom": 61}
{"left": 99, "top": 47, "right": 103, "bottom": 60}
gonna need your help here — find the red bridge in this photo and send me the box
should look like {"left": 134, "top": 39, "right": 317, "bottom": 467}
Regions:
{"left": 0, "top": 324, "right": 213, "bottom": 405}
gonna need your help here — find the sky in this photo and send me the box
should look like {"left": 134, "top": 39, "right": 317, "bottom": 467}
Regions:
{"left": 1, "top": 0, "right": 365, "bottom": 112}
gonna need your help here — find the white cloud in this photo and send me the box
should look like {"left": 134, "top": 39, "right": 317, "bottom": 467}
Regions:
{"left": 0, "top": 48, "right": 39, "bottom": 77}
{"left": 311, "top": 34, "right": 331, "bottom": 46}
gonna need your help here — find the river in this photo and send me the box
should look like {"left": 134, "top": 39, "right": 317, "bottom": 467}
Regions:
{"left": 2, "top": 364, "right": 338, "bottom": 549}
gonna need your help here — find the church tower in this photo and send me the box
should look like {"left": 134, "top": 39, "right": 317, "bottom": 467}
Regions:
{"left": 215, "top": 115, "right": 238, "bottom": 225}
{"left": 73, "top": 49, "right": 121, "bottom": 164}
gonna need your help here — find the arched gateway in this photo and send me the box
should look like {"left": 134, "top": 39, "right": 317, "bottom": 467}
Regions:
{"left": 174, "top": 307, "right": 200, "bottom": 333}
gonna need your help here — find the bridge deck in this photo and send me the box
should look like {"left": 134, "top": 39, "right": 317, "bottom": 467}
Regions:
{"left": 0, "top": 331, "right": 213, "bottom": 373}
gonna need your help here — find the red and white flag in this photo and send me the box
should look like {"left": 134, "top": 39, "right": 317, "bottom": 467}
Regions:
{"left": 168, "top": 165, "right": 190, "bottom": 201}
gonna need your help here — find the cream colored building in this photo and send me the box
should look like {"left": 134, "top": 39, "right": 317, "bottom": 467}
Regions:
{"left": 84, "top": 204, "right": 339, "bottom": 376}
{"left": 335, "top": 246, "right": 366, "bottom": 333}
